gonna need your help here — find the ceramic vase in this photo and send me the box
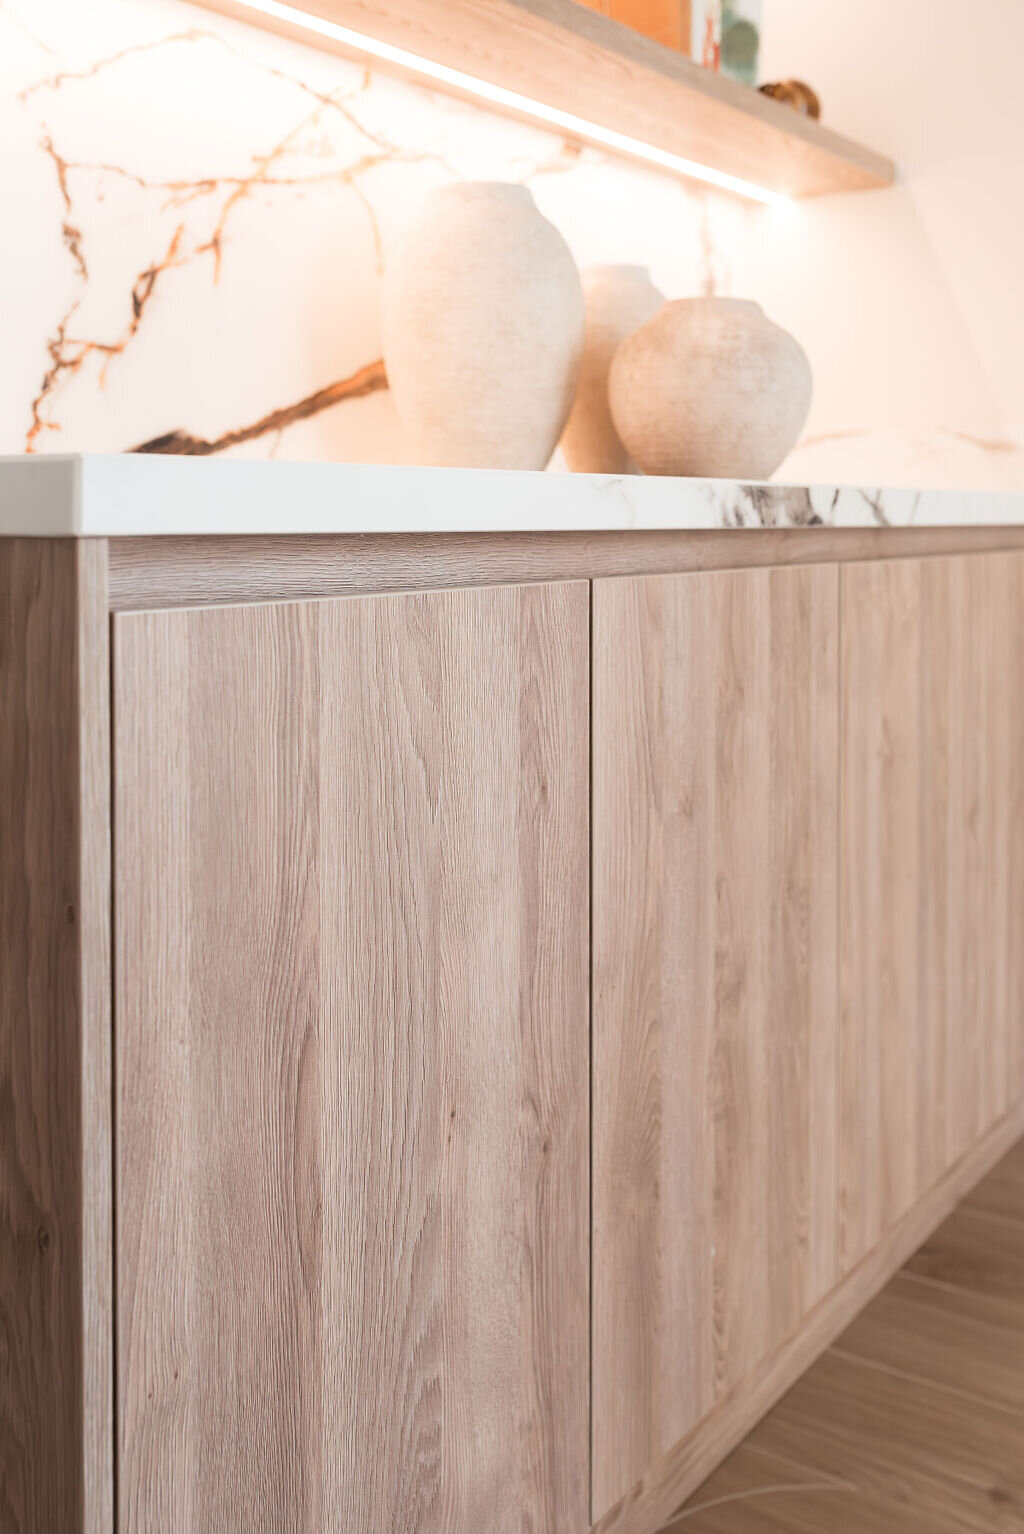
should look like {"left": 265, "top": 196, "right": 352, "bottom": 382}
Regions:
{"left": 382, "top": 182, "right": 585, "bottom": 470}
{"left": 559, "top": 264, "right": 665, "bottom": 474}
{"left": 608, "top": 297, "right": 812, "bottom": 479}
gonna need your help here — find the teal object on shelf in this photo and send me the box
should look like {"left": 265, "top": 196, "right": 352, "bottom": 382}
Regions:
{"left": 722, "top": 0, "right": 762, "bottom": 86}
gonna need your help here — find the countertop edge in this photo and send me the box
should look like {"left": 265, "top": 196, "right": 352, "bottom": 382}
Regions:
{"left": 2, "top": 454, "right": 1024, "bottom": 536}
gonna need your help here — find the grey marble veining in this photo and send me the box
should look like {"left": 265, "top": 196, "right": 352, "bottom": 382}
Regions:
{"left": 700, "top": 481, "right": 926, "bottom": 529}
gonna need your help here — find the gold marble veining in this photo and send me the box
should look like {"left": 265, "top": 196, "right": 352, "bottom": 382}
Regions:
{"left": 3, "top": 0, "right": 747, "bottom": 461}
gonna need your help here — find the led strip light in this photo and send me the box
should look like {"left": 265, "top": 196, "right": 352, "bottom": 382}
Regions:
{"left": 225, "top": 0, "right": 788, "bottom": 206}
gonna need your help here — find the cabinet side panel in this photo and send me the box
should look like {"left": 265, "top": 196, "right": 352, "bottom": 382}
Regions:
{"left": 113, "top": 581, "right": 589, "bottom": 1533}
{"left": 77, "top": 542, "right": 114, "bottom": 1534}
{"left": 592, "top": 565, "right": 839, "bottom": 1517}
{"left": 0, "top": 538, "right": 113, "bottom": 1534}
{"left": 1001, "top": 556, "right": 1024, "bottom": 1099}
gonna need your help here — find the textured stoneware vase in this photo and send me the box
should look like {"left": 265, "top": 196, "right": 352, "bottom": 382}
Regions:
{"left": 559, "top": 264, "right": 665, "bottom": 474}
{"left": 608, "top": 297, "right": 813, "bottom": 479}
{"left": 382, "top": 182, "right": 585, "bottom": 470}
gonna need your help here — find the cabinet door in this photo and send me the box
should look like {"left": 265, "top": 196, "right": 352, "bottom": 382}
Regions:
{"left": 112, "top": 582, "right": 589, "bottom": 1534}
{"left": 839, "top": 554, "right": 1024, "bottom": 1268}
{"left": 592, "top": 566, "right": 840, "bottom": 1517}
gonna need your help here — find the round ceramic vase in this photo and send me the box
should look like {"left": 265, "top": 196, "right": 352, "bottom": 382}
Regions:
{"left": 608, "top": 297, "right": 812, "bottom": 480}
{"left": 559, "top": 264, "right": 665, "bottom": 474}
{"left": 382, "top": 182, "right": 585, "bottom": 470}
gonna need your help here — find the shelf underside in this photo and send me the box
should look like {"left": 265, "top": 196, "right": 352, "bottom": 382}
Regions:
{"left": 192, "top": 0, "right": 896, "bottom": 200}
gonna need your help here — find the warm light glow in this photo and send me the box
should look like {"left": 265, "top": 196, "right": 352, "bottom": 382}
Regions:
{"left": 225, "top": 0, "right": 789, "bottom": 206}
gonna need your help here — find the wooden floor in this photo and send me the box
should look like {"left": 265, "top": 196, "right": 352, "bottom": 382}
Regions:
{"left": 665, "top": 1138, "right": 1024, "bottom": 1533}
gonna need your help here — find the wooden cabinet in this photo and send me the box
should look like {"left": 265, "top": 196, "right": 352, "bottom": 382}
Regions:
{"left": 6, "top": 526, "right": 1024, "bottom": 1534}
{"left": 111, "top": 582, "right": 590, "bottom": 1533}
{"left": 839, "top": 554, "right": 1024, "bottom": 1267}
{"left": 590, "top": 553, "right": 1024, "bottom": 1531}
{"left": 591, "top": 566, "right": 841, "bottom": 1517}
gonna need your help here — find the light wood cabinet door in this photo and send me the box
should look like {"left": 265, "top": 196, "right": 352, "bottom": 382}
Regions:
{"left": 591, "top": 566, "right": 841, "bottom": 1517}
{"left": 112, "top": 582, "right": 590, "bottom": 1534}
{"left": 839, "top": 554, "right": 1024, "bottom": 1268}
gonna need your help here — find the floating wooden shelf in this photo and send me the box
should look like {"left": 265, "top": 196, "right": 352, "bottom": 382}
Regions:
{"left": 193, "top": 0, "right": 895, "bottom": 199}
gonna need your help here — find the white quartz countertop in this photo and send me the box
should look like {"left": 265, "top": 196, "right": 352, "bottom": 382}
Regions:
{"left": 3, "top": 454, "right": 1024, "bottom": 537}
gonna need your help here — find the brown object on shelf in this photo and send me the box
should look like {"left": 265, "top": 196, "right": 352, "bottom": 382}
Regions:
{"left": 578, "top": 0, "right": 692, "bottom": 54}
{"left": 760, "top": 78, "right": 822, "bottom": 119}
{"left": 192, "top": 0, "right": 894, "bottom": 199}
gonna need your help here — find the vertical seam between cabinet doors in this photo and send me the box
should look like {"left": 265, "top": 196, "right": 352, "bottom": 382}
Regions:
{"left": 108, "top": 612, "right": 120, "bottom": 1534}
{"left": 588, "top": 577, "right": 595, "bottom": 1527}
{"left": 835, "top": 564, "right": 844, "bottom": 1283}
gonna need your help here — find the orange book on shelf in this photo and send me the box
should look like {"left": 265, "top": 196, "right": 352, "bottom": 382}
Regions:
{"left": 576, "top": 0, "right": 693, "bottom": 55}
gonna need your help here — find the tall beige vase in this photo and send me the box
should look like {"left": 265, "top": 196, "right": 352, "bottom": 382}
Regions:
{"left": 559, "top": 264, "right": 665, "bottom": 474}
{"left": 382, "top": 182, "right": 585, "bottom": 470}
{"left": 608, "top": 297, "right": 812, "bottom": 480}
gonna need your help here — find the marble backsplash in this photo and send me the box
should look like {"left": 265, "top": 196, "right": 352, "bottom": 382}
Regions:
{"left": 1, "top": 0, "right": 756, "bottom": 465}
{"left": 3, "top": 0, "right": 1023, "bottom": 491}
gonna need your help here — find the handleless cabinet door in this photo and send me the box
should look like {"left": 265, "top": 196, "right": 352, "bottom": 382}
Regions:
{"left": 112, "top": 581, "right": 590, "bottom": 1534}
{"left": 591, "top": 565, "right": 841, "bottom": 1518}
{"left": 839, "top": 554, "right": 1024, "bottom": 1269}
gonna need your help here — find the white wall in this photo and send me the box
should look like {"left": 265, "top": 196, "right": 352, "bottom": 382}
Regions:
{"left": 761, "top": 0, "right": 1024, "bottom": 486}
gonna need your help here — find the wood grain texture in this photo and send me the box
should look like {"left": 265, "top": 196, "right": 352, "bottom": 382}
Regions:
{"left": 666, "top": 1443, "right": 946, "bottom": 1534}
{"left": 105, "top": 526, "right": 1024, "bottom": 614}
{"left": 670, "top": 1134, "right": 1024, "bottom": 1534}
{"left": 664, "top": 1443, "right": 869, "bottom": 1534}
{"left": 112, "top": 580, "right": 589, "bottom": 1533}
{"left": 904, "top": 1204, "right": 1024, "bottom": 1310}
{"left": 77, "top": 543, "right": 114, "bottom": 1534}
{"left": 191, "top": 0, "right": 893, "bottom": 196}
{"left": 591, "top": 565, "right": 840, "bottom": 1519}
{"left": 0, "top": 539, "right": 113, "bottom": 1534}
{"left": 743, "top": 1346, "right": 1024, "bottom": 1529}
{"left": 681, "top": 1346, "right": 1024, "bottom": 1532}
{"left": 839, "top": 554, "right": 1024, "bottom": 1268}
{"left": 833, "top": 1269, "right": 1024, "bottom": 1413}
{"left": 964, "top": 1137, "right": 1024, "bottom": 1223}
{"left": 589, "top": 1096, "right": 1024, "bottom": 1534}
